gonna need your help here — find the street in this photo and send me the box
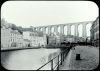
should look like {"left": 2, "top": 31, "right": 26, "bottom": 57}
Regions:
{"left": 59, "top": 46, "right": 99, "bottom": 70}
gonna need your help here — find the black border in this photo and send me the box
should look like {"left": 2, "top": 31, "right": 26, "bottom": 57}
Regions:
{"left": 0, "top": 0, "right": 99, "bottom": 71}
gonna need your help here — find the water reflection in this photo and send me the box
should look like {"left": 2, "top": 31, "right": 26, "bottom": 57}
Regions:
{"left": 1, "top": 48, "right": 61, "bottom": 70}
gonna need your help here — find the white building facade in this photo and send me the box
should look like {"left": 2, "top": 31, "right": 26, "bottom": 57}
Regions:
{"left": 1, "top": 27, "right": 11, "bottom": 48}
{"left": 10, "top": 30, "right": 23, "bottom": 47}
{"left": 90, "top": 17, "right": 99, "bottom": 47}
{"left": 1, "top": 19, "right": 47, "bottom": 49}
{"left": 1, "top": 26, "right": 23, "bottom": 48}
{"left": 23, "top": 39, "right": 30, "bottom": 47}
{"left": 23, "top": 31, "right": 47, "bottom": 47}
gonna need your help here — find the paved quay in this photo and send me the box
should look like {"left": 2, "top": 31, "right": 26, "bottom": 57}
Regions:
{"left": 59, "top": 46, "right": 99, "bottom": 70}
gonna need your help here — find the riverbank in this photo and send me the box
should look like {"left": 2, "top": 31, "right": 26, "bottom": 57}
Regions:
{"left": 1, "top": 48, "right": 61, "bottom": 70}
{"left": 59, "top": 46, "right": 99, "bottom": 70}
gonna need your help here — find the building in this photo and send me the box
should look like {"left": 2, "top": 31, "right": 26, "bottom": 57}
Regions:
{"left": 1, "top": 25, "right": 23, "bottom": 48}
{"left": 65, "top": 35, "right": 75, "bottom": 43}
{"left": 90, "top": 17, "right": 99, "bottom": 47}
{"left": 23, "top": 30, "right": 47, "bottom": 47}
{"left": 60, "top": 35, "right": 85, "bottom": 44}
{"left": 47, "top": 34, "right": 56, "bottom": 46}
{"left": 30, "top": 31, "right": 47, "bottom": 47}
{"left": 10, "top": 30, "right": 23, "bottom": 47}
{"left": 1, "top": 26, "right": 11, "bottom": 48}
{"left": 1, "top": 19, "right": 47, "bottom": 49}
{"left": 1, "top": 19, "right": 24, "bottom": 48}
{"left": 23, "top": 39, "right": 31, "bottom": 47}
{"left": 55, "top": 35, "right": 61, "bottom": 45}
{"left": 47, "top": 33, "right": 61, "bottom": 46}
{"left": 59, "top": 35, "right": 76, "bottom": 44}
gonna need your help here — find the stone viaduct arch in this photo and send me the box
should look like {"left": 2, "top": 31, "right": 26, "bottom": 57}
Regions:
{"left": 33, "top": 21, "right": 93, "bottom": 39}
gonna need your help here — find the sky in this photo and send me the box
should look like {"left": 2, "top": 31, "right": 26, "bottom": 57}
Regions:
{"left": 1, "top": 1, "right": 99, "bottom": 36}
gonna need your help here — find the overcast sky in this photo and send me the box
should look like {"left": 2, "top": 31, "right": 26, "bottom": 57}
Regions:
{"left": 1, "top": 1, "right": 99, "bottom": 36}
{"left": 1, "top": 1, "right": 98, "bottom": 27}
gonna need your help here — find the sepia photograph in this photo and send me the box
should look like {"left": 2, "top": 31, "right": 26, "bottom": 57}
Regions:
{"left": 1, "top": 1, "right": 99, "bottom": 70}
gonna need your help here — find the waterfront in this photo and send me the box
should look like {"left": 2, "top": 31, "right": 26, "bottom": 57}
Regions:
{"left": 1, "top": 48, "right": 61, "bottom": 70}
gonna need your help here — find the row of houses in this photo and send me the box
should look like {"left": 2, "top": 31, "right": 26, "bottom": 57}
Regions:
{"left": 1, "top": 23, "right": 47, "bottom": 48}
{"left": 90, "top": 17, "right": 99, "bottom": 47}
{"left": 47, "top": 33, "right": 61, "bottom": 46}
{"left": 23, "top": 30, "right": 47, "bottom": 47}
{"left": 47, "top": 32, "right": 85, "bottom": 46}
{"left": 1, "top": 26, "right": 24, "bottom": 48}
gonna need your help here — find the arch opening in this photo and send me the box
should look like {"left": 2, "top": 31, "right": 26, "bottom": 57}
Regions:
{"left": 51, "top": 27, "right": 54, "bottom": 34}
{"left": 58, "top": 26, "right": 60, "bottom": 34}
{"left": 46, "top": 27, "right": 48, "bottom": 34}
{"left": 40, "top": 28, "right": 43, "bottom": 31}
{"left": 71, "top": 25, "right": 75, "bottom": 36}
{"left": 64, "top": 25, "right": 67, "bottom": 35}
{"left": 78, "top": 24, "right": 82, "bottom": 37}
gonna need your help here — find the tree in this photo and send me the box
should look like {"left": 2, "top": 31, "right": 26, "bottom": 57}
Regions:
{"left": 17, "top": 26, "right": 23, "bottom": 34}
{"left": 17, "top": 26, "right": 23, "bottom": 31}
{"left": 11, "top": 24, "right": 17, "bottom": 30}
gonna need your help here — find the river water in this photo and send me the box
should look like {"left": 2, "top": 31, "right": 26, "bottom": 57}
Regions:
{"left": 1, "top": 48, "right": 61, "bottom": 70}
